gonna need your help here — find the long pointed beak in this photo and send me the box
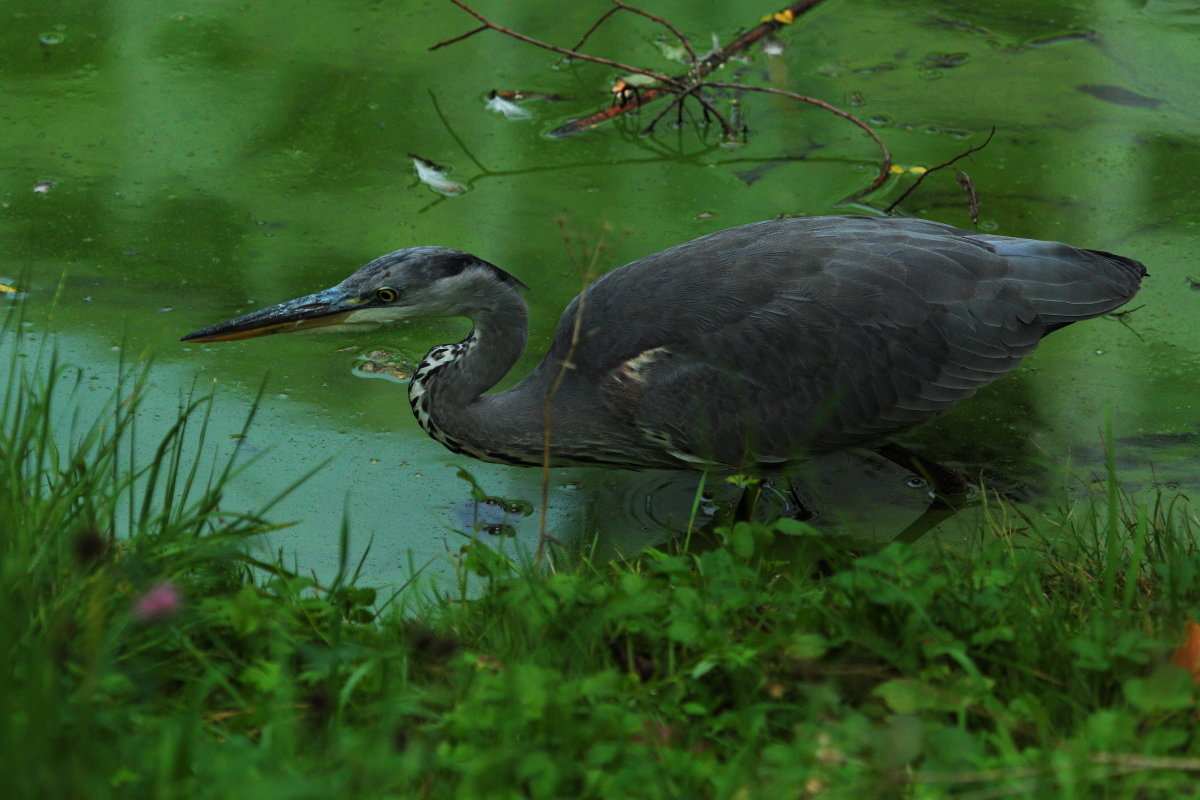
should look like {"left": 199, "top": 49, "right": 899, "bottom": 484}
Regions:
{"left": 181, "top": 288, "right": 355, "bottom": 343}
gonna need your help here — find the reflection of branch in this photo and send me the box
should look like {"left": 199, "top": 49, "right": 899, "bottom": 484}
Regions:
{"left": 884, "top": 128, "right": 996, "bottom": 215}
{"left": 642, "top": 84, "right": 740, "bottom": 139}
{"left": 427, "top": 90, "right": 488, "bottom": 173}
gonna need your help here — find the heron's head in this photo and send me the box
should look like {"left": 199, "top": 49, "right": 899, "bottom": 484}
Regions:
{"left": 181, "top": 246, "right": 526, "bottom": 343}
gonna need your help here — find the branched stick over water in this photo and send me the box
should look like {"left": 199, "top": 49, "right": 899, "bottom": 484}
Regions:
{"left": 431, "top": 0, "right": 676, "bottom": 89}
{"left": 884, "top": 128, "right": 996, "bottom": 216}
{"left": 431, "top": 0, "right": 890, "bottom": 203}
{"left": 550, "top": 0, "right": 829, "bottom": 136}
{"left": 702, "top": 81, "right": 893, "bottom": 203}
{"left": 581, "top": 1, "right": 697, "bottom": 67}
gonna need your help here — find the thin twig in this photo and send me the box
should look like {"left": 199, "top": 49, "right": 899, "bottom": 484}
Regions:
{"left": 613, "top": 0, "right": 697, "bottom": 66}
{"left": 956, "top": 169, "right": 980, "bottom": 225}
{"left": 551, "top": 0, "right": 827, "bottom": 136}
{"left": 537, "top": 225, "right": 607, "bottom": 568}
{"left": 884, "top": 127, "right": 996, "bottom": 214}
{"left": 430, "top": 23, "right": 488, "bottom": 49}
{"left": 432, "top": 0, "right": 676, "bottom": 88}
{"left": 703, "top": 81, "right": 892, "bottom": 202}
{"left": 570, "top": 5, "right": 621, "bottom": 52}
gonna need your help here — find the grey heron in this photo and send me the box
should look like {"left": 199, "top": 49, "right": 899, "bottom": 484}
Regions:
{"left": 181, "top": 215, "right": 1145, "bottom": 503}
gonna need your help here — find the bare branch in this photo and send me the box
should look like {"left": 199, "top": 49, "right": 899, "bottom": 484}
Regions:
{"left": 432, "top": 0, "right": 676, "bottom": 88}
{"left": 613, "top": 1, "right": 697, "bottom": 66}
{"left": 884, "top": 127, "right": 996, "bottom": 214}
{"left": 570, "top": 2, "right": 697, "bottom": 70}
{"left": 569, "top": 6, "right": 621, "bottom": 52}
{"left": 693, "top": 0, "right": 826, "bottom": 76}
{"left": 432, "top": 0, "right": 892, "bottom": 203}
{"left": 428, "top": 23, "right": 488, "bottom": 50}
{"left": 956, "top": 170, "right": 980, "bottom": 225}
{"left": 551, "top": 0, "right": 828, "bottom": 137}
{"left": 703, "top": 81, "right": 892, "bottom": 203}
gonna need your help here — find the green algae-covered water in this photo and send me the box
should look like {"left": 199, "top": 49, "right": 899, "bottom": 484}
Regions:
{"left": 3, "top": 0, "right": 1198, "bottom": 585}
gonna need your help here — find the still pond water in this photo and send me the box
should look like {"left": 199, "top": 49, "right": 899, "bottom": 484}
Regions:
{"left": 3, "top": 0, "right": 1198, "bottom": 585}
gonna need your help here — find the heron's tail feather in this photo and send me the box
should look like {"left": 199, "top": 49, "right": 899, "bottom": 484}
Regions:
{"left": 979, "top": 237, "right": 1148, "bottom": 333}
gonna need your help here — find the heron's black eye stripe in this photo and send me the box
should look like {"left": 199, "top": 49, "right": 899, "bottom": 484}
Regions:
{"left": 375, "top": 286, "right": 399, "bottom": 302}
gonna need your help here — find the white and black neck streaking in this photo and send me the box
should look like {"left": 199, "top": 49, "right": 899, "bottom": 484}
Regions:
{"left": 396, "top": 256, "right": 669, "bottom": 469}
{"left": 388, "top": 254, "right": 619, "bottom": 470}
{"left": 404, "top": 305, "right": 682, "bottom": 470}
{"left": 406, "top": 310, "right": 540, "bottom": 466}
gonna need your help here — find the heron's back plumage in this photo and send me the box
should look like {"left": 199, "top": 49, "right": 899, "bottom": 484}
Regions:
{"left": 528, "top": 216, "right": 1145, "bottom": 467}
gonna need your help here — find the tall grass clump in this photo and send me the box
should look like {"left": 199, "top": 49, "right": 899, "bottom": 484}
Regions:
{"left": 3, "top": 325, "right": 1200, "bottom": 798}
{"left": 0, "top": 337, "right": 292, "bottom": 798}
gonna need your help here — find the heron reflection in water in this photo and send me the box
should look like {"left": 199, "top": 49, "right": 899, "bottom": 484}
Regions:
{"left": 183, "top": 216, "right": 1146, "bottom": 537}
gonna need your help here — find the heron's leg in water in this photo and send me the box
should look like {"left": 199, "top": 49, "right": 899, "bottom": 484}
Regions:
{"left": 733, "top": 478, "right": 766, "bottom": 523}
{"left": 874, "top": 442, "right": 971, "bottom": 498}
{"left": 873, "top": 442, "right": 974, "bottom": 544}
{"left": 733, "top": 475, "right": 806, "bottom": 523}
{"left": 889, "top": 498, "right": 964, "bottom": 544}
{"left": 784, "top": 483, "right": 818, "bottom": 521}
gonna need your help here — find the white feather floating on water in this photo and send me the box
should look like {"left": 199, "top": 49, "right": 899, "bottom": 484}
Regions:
{"left": 484, "top": 94, "right": 532, "bottom": 119}
{"left": 411, "top": 157, "right": 467, "bottom": 197}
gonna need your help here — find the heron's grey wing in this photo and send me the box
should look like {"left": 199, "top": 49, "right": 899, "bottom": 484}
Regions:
{"left": 594, "top": 221, "right": 1143, "bottom": 467}
{"left": 596, "top": 290, "right": 1040, "bottom": 466}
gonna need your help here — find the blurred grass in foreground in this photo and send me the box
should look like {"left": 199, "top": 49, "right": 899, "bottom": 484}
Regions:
{"left": 3, "top": 341, "right": 1200, "bottom": 800}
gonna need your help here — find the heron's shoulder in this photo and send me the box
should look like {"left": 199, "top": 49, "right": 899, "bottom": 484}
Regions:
{"left": 589, "top": 215, "right": 991, "bottom": 286}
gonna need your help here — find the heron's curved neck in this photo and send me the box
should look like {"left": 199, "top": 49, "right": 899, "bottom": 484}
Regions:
{"left": 408, "top": 282, "right": 540, "bottom": 462}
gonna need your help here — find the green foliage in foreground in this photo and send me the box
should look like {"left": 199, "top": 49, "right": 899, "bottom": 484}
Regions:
{"left": 4, "top": 360, "right": 1200, "bottom": 800}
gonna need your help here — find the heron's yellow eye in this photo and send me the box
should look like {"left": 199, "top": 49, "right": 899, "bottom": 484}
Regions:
{"left": 375, "top": 287, "right": 399, "bottom": 303}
